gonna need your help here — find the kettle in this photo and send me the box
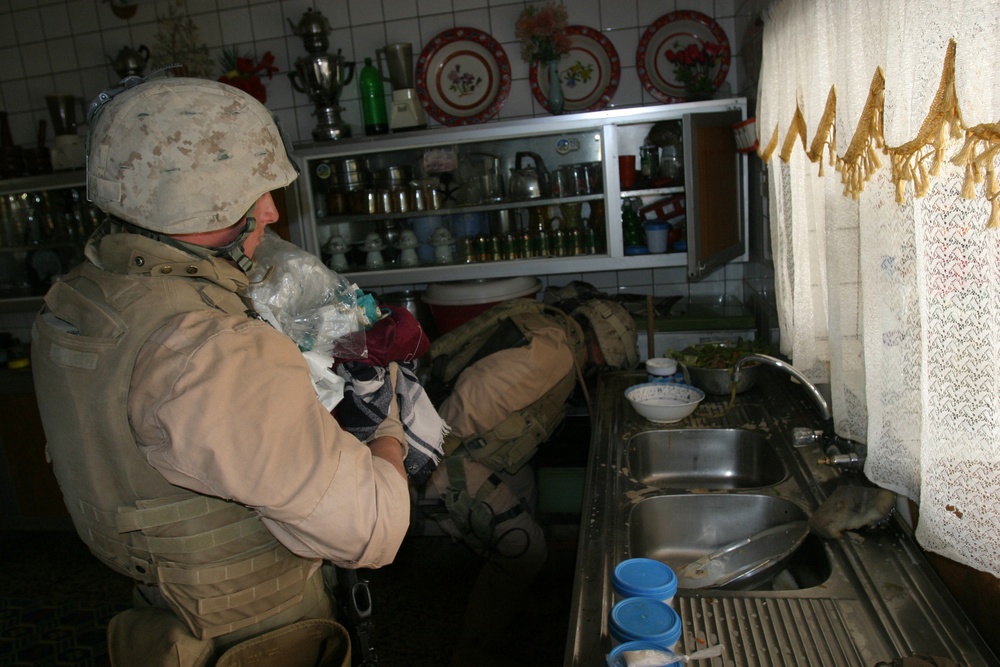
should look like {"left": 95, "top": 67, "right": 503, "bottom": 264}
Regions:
{"left": 287, "top": 8, "right": 332, "bottom": 54}
{"left": 508, "top": 151, "right": 550, "bottom": 200}
{"left": 109, "top": 45, "right": 150, "bottom": 79}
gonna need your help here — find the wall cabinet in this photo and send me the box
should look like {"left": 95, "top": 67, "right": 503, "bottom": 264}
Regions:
{"left": 287, "top": 99, "right": 748, "bottom": 289}
{"left": 0, "top": 170, "right": 95, "bottom": 307}
{"left": 0, "top": 100, "right": 749, "bottom": 305}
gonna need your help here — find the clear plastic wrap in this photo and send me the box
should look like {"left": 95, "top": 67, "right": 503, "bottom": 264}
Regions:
{"left": 246, "top": 232, "right": 370, "bottom": 361}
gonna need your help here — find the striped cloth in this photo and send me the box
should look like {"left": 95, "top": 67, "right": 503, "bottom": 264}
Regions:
{"left": 335, "top": 362, "right": 448, "bottom": 484}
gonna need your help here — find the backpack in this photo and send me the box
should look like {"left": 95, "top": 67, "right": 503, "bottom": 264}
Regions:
{"left": 428, "top": 299, "right": 586, "bottom": 473}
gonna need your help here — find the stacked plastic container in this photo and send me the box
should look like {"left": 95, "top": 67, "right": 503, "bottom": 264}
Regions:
{"left": 608, "top": 558, "right": 682, "bottom": 664}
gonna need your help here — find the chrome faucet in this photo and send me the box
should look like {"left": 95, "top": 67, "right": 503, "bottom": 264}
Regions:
{"left": 733, "top": 354, "right": 867, "bottom": 468}
{"left": 733, "top": 354, "right": 832, "bottom": 423}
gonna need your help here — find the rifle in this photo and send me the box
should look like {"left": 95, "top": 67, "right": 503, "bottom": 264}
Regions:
{"left": 334, "top": 566, "right": 377, "bottom": 667}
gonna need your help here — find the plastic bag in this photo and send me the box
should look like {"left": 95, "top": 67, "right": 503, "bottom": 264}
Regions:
{"left": 246, "top": 232, "right": 371, "bottom": 361}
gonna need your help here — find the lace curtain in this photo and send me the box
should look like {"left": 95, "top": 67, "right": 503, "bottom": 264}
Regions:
{"left": 758, "top": 0, "right": 1000, "bottom": 576}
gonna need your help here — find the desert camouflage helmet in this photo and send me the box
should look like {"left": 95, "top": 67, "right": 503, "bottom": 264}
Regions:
{"left": 572, "top": 298, "right": 639, "bottom": 370}
{"left": 86, "top": 77, "right": 298, "bottom": 234}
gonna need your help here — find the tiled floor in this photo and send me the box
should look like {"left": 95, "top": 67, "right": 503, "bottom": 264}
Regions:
{"left": 0, "top": 520, "right": 578, "bottom": 667}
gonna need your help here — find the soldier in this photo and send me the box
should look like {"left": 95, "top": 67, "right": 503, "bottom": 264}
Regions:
{"left": 31, "top": 78, "right": 410, "bottom": 667}
{"left": 419, "top": 285, "right": 638, "bottom": 666}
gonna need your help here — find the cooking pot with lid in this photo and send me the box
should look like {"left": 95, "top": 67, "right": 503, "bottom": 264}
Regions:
{"left": 372, "top": 165, "right": 413, "bottom": 189}
{"left": 335, "top": 157, "right": 370, "bottom": 192}
{"left": 509, "top": 151, "right": 551, "bottom": 200}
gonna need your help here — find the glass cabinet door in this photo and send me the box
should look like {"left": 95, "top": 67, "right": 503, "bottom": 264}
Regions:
{"left": 300, "top": 125, "right": 607, "bottom": 277}
{"left": 0, "top": 172, "right": 94, "bottom": 299}
{"left": 287, "top": 100, "right": 748, "bottom": 289}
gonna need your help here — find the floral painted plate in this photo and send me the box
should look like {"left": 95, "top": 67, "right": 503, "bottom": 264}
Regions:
{"left": 636, "top": 11, "right": 731, "bottom": 103}
{"left": 529, "top": 25, "right": 620, "bottom": 113}
{"left": 416, "top": 27, "right": 512, "bottom": 126}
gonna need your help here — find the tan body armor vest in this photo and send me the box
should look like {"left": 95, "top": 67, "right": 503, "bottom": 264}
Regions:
{"left": 429, "top": 300, "right": 587, "bottom": 473}
{"left": 31, "top": 233, "right": 322, "bottom": 641}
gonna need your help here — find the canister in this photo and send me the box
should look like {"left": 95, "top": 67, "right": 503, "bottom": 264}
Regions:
{"left": 644, "top": 221, "right": 669, "bottom": 253}
{"left": 609, "top": 597, "right": 681, "bottom": 649}
{"left": 646, "top": 357, "right": 683, "bottom": 384}
{"left": 640, "top": 144, "right": 659, "bottom": 179}
{"left": 607, "top": 641, "right": 681, "bottom": 667}
{"left": 612, "top": 558, "right": 678, "bottom": 605}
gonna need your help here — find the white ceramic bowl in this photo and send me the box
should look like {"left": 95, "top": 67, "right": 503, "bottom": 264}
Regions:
{"left": 625, "top": 383, "right": 705, "bottom": 423}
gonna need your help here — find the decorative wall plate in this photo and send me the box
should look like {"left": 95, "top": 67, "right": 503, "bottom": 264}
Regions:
{"left": 416, "top": 27, "right": 511, "bottom": 126}
{"left": 636, "top": 11, "right": 731, "bottom": 103}
{"left": 529, "top": 25, "right": 621, "bottom": 112}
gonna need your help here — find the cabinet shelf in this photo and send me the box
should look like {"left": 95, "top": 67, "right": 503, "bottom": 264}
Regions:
{"left": 0, "top": 170, "right": 86, "bottom": 197}
{"left": 620, "top": 186, "right": 684, "bottom": 198}
{"left": 0, "top": 241, "right": 78, "bottom": 254}
{"left": 286, "top": 100, "right": 749, "bottom": 289}
{"left": 317, "top": 193, "right": 603, "bottom": 226}
{"left": 340, "top": 251, "right": 624, "bottom": 285}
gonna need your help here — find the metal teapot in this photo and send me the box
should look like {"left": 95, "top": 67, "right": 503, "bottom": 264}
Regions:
{"left": 508, "top": 151, "right": 550, "bottom": 200}
{"left": 109, "top": 45, "right": 150, "bottom": 79}
{"left": 287, "top": 8, "right": 332, "bottom": 54}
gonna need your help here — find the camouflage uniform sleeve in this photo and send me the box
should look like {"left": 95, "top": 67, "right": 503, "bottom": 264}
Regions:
{"left": 128, "top": 309, "right": 410, "bottom": 568}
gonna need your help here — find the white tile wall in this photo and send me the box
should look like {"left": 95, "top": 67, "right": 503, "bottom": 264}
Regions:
{"left": 0, "top": 0, "right": 766, "bottom": 337}
{"left": 0, "top": 0, "right": 754, "bottom": 145}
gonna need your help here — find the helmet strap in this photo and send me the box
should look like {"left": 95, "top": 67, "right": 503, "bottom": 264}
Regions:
{"left": 210, "top": 213, "right": 257, "bottom": 272}
{"left": 115, "top": 208, "right": 258, "bottom": 272}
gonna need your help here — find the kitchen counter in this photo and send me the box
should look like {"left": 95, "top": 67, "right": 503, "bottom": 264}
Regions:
{"left": 564, "top": 370, "right": 999, "bottom": 666}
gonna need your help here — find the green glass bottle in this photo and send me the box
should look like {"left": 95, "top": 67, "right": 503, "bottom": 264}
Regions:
{"left": 622, "top": 198, "right": 647, "bottom": 254}
{"left": 358, "top": 57, "right": 388, "bottom": 136}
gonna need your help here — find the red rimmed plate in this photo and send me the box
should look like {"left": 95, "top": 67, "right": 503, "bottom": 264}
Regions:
{"left": 529, "top": 25, "right": 620, "bottom": 113}
{"left": 416, "top": 27, "right": 511, "bottom": 126}
{"left": 636, "top": 11, "right": 731, "bottom": 103}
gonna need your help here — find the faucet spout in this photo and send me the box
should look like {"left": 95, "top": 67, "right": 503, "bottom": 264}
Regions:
{"left": 734, "top": 354, "right": 833, "bottom": 426}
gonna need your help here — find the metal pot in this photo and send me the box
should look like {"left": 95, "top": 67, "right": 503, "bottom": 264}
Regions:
{"left": 372, "top": 165, "right": 413, "bottom": 190}
{"left": 335, "top": 157, "right": 369, "bottom": 192}
{"left": 379, "top": 289, "right": 438, "bottom": 340}
{"left": 508, "top": 151, "right": 550, "bottom": 200}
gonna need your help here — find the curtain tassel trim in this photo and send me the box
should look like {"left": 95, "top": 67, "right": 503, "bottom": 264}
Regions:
{"left": 760, "top": 39, "right": 1000, "bottom": 228}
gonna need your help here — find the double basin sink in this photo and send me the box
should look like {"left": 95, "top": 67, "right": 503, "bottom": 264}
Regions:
{"left": 564, "top": 371, "right": 998, "bottom": 666}
{"left": 627, "top": 428, "right": 830, "bottom": 593}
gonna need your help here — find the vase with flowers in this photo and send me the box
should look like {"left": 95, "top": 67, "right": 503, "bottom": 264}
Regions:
{"left": 217, "top": 47, "right": 279, "bottom": 105}
{"left": 665, "top": 41, "right": 725, "bottom": 100}
{"left": 516, "top": 3, "right": 571, "bottom": 115}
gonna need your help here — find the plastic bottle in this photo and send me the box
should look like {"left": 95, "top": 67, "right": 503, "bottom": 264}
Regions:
{"left": 358, "top": 57, "right": 388, "bottom": 136}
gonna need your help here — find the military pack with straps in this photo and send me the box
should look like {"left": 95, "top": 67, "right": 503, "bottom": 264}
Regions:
{"left": 428, "top": 300, "right": 586, "bottom": 474}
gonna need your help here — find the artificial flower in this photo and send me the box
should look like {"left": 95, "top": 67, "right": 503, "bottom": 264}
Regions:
{"left": 218, "top": 47, "right": 278, "bottom": 104}
{"left": 515, "top": 3, "right": 571, "bottom": 63}
{"left": 665, "top": 41, "right": 725, "bottom": 98}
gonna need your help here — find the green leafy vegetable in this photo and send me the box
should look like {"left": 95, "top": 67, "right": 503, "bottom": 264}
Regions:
{"left": 665, "top": 338, "right": 770, "bottom": 370}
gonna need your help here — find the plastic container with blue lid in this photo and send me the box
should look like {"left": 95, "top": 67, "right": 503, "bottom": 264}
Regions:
{"left": 609, "top": 597, "right": 682, "bottom": 649}
{"left": 607, "top": 640, "right": 681, "bottom": 667}
{"left": 612, "top": 558, "right": 678, "bottom": 605}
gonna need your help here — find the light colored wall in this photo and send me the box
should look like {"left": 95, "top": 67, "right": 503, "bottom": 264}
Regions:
{"left": 0, "top": 0, "right": 767, "bottom": 343}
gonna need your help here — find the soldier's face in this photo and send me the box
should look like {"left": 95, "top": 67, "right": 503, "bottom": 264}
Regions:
{"left": 241, "top": 192, "right": 280, "bottom": 258}
{"left": 169, "top": 191, "right": 279, "bottom": 259}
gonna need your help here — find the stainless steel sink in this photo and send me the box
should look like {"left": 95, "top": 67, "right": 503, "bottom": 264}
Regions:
{"left": 566, "top": 372, "right": 1000, "bottom": 667}
{"left": 627, "top": 429, "right": 786, "bottom": 489}
{"left": 627, "top": 493, "right": 830, "bottom": 590}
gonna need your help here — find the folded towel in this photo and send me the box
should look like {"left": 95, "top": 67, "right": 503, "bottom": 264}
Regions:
{"left": 336, "top": 362, "right": 447, "bottom": 484}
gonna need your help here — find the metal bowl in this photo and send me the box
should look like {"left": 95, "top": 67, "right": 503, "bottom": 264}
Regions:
{"left": 679, "top": 341, "right": 762, "bottom": 395}
{"left": 683, "top": 363, "right": 760, "bottom": 395}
